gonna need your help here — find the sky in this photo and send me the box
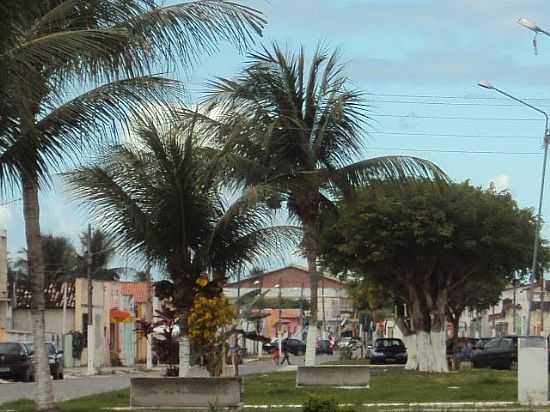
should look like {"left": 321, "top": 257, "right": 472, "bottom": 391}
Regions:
{"left": 3, "top": 0, "right": 550, "bottom": 277}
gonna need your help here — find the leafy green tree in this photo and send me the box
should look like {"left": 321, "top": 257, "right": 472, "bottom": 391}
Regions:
{"left": 320, "top": 180, "right": 546, "bottom": 372}
{"left": 199, "top": 44, "right": 445, "bottom": 364}
{"left": 65, "top": 117, "right": 297, "bottom": 370}
{"left": 1, "top": 2, "right": 264, "bottom": 408}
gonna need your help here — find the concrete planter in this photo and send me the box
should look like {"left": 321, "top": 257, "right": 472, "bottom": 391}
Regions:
{"left": 296, "top": 365, "right": 370, "bottom": 387}
{"left": 130, "top": 376, "right": 242, "bottom": 409}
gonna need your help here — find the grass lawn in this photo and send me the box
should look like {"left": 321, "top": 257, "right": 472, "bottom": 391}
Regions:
{"left": 0, "top": 368, "right": 520, "bottom": 411}
{"left": 243, "top": 368, "right": 517, "bottom": 404}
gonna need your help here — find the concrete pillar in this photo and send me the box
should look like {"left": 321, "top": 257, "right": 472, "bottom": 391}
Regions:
{"left": 518, "top": 336, "right": 548, "bottom": 405}
{"left": 0, "top": 230, "right": 9, "bottom": 335}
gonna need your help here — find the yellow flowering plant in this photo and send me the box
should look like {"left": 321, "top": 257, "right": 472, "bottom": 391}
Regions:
{"left": 188, "top": 276, "right": 236, "bottom": 376}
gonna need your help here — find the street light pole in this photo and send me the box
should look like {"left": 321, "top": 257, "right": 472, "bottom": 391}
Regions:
{"left": 479, "top": 81, "right": 550, "bottom": 336}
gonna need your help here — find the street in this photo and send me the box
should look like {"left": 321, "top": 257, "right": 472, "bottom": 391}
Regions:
{"left": 0, "top": 354, "right": 335, "bottom": 404}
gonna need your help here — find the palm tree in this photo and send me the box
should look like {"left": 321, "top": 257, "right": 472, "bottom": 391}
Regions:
{"left": 1, "top": 2, "right": 264, "bottom": 409}
{"left": 78, "top": 229, "right": 119, "bottom": 281}
{"left": 199, "top": 44, "right": 447, "bottom": 365}
{"left": 65, "top": 117, "right": 297, "bottom": 375}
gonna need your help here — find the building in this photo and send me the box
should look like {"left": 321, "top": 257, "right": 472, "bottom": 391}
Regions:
{"left": 224, "top": 265, "right": 353, "bottom": 353}
{"left": 457, "top": 281, "right": 550, "bottom": 338}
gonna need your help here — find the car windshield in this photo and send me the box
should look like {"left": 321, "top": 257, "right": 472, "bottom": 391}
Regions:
{"left": 375, "top": 339, "right": 403, "bottom": 348}
{"left": 0, "top": 343, "right": 21, "bottom": 355}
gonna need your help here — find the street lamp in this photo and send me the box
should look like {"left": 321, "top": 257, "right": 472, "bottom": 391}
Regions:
{"left": 479, "top": 81, "right": 550, "bottom": 336}
{"left": 517, "top": 18, "right": 550, "bottom": 55}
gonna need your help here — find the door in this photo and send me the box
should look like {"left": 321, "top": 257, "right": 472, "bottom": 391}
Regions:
{"left": 478, "top": 338, "right": 501, "bottom": 368}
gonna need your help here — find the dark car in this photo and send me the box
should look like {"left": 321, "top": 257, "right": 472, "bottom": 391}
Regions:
{"left": 471, "top": 336, "right": 550, "bottom": 370}
{"left": 316, "top": 339, "right": 334, "bottom": 355}
{"left": 0, "top": 342, "right": 33, "bottom": 382}
{"left": 25, "top": 343, "right": 64, "bottom": 379}
{"left": 262, "top": 338, "right": 306, "bottom": 356}
{"left": 369, "top": 338, "right": 408, "bottom": 365}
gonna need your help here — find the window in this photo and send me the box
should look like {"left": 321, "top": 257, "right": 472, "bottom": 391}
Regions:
{"left": 483, "top": 338, "right": 501, "bottom": 349}
{"left": 376, "top": 339, "right": 404, "bottom": 349}
{"left": 500, "top": 338, "right": 515, "bottom": 349}
{"left": 0, "top": 343, "right": 22, "bottom": 355}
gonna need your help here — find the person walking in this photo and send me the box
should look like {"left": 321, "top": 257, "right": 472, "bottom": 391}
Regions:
{"left": 271, "top": 347, "right": 280, "bottom": 366}
{"left": 280, "top": 340, "right": 291, "bottom": 365}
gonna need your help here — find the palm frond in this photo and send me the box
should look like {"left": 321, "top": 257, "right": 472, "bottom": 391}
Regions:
{"left": 331, "top": 156, "right": 449, "bottom": 196}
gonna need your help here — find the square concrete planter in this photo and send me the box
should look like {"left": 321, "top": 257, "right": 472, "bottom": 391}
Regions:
{"left": 130, "top": 376, "right": 242, "bottom": 409}
{"left": 296, "top": 365, "right": 370, "bottom": 387}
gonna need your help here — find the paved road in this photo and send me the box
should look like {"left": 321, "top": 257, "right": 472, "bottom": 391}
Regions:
{"left": 0, "top": 374, "right": 135, "bottom": 403}
{"left": 0, "top": 354, "right": 336, "bottom": 404}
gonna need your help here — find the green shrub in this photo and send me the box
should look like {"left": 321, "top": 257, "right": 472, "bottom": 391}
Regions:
{"left": 303, "top": 397, "right": 338, "bottom": 412}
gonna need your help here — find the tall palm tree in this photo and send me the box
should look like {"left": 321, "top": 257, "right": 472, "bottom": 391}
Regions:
{"left": 200, "top": 44, "right": 447, "bottom": 365}
{"left": 78, "top": 229, "right": 119, "bottom": 281}
{"left": 65, "top": 117, "right": 297, "bottom": 373}
{"left": 1, "top": 2, "right": 264, "bottom": 409}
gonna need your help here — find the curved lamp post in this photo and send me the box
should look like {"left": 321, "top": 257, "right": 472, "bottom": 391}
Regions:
{"left": 479, "top": 81, "right": 550, "bottom": 336}
{"left": 518, "top": 18, "right": 550, "bottom": 55}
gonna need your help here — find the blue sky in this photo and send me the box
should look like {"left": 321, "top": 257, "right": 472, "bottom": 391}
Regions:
{"left": 3, "top": 0, "right": 550, "bottom": 275}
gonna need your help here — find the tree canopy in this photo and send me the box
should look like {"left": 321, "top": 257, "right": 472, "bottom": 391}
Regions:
{"left": 320, "top": 180, "right": 548, "bottom": 372}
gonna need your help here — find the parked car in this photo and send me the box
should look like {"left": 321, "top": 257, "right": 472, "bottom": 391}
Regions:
{"left": 369, "top": 338, "right": 408, "bottom": 365}
{"left": 0, "top": 342, "right": 33, "bottom": 382}
{"left": 337, "top": 336, "right": 361, "bottom": 350}
{"left": 471, "top": 336, "right": 550, "bottom": 370}
{"left": 316, "top": 339, "right": 334, "bottom": 355}
{"left": 262, "top": 338, "right": 306, "bottom": 356}
{"left": 25, "top": 343, "right": 64, "bottom": 379}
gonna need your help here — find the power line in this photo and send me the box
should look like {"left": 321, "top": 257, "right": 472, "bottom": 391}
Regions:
{"left": 371, "top": 131, "right": 541, "bottom": 140}
{"left": 0, "top": 198, "right": 21, "bottom": 207}
{"left": 368, "top": 147, "right": 541, "bottom": 155}
{"left": 369, "top": 99, "right": 550, "bottom": 108}
{"left": 366, "top": 92, "right": 550, "bottom": 102}
{"left": 375, "top": 113, "right": 542, "bottom": 121}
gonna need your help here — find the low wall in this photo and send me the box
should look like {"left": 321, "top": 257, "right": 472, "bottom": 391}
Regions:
{"left": 296, "top": 365, "right": 370, "bottom": 387}
{"left": 130, "top": 377, "right": 242, "bottom": 409}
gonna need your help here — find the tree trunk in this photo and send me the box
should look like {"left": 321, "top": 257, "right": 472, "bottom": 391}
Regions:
{"left": 304, "top": 251, "right": 318, "bottom": 366}
{"left": 178, "top": 312, "right": 190, "bottom": 377}
{"left": 409, "top": 300, "right": 449, "bottom": 373}
{"left": 451, "top": 315, "right": 460, "bottom": 370}
{"left": 403, "top": 334, "right": 417, "bottom": 370}
{"left": 22, "top": 174, "right": 56, "bottom": 411}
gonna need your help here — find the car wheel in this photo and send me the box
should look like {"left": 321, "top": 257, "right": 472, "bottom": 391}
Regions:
{"left": 21, "top": 367, "right": 32, "bottom": 382}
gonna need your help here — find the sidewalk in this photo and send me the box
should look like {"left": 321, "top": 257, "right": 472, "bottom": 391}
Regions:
{"left": 65, "top": 356, "right": 267, "bottom": 377}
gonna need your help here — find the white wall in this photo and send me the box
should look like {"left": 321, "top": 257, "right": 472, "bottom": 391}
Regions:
{"left": 13, "top": 308, "right": 75, "bottom": 338}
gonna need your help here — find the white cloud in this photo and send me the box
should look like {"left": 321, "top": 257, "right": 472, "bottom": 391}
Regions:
{"left": 489, "top": 174, "right": 510, "bottom": 192}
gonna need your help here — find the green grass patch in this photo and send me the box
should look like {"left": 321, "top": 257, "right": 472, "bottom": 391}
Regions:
{"left": 243, "top": 368, "right": 516, "bottom": 405}
{"left": 0, "top": 369, "right": 520, "bottom": 411}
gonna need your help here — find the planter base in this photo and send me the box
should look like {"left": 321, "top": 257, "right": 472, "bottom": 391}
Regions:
{"left": 296, "top": 365, "right": 370, "bottom": 387}
{"left": 130, "top": 377, "right": 242, "bottom": 409}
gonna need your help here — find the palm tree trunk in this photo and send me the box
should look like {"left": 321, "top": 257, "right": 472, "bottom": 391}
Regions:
{"left": 22, "top": 174, "right": 56, "bottom": 411}
{"left": 304, "top": 225, "right": 319, "bottom": 366}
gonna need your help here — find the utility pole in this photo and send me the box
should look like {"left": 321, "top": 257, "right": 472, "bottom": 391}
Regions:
{"left": 512, "top": 276, "right": 517, "bottom": 335}
{"left": 321, "top": 277, "right": 326, "bottom": 337}
{"left": 86, "top": 224, "right": 94, "bottom": 375}
{"left": 146, "top": 261, "right": 153, "bottom": 369}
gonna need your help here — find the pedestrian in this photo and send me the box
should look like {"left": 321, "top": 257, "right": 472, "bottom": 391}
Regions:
{"left": 271, "top": 347, "right": 280, "bottom": 366}
{"left": 280, "top": 340, "right": 291, "bottom": 365}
